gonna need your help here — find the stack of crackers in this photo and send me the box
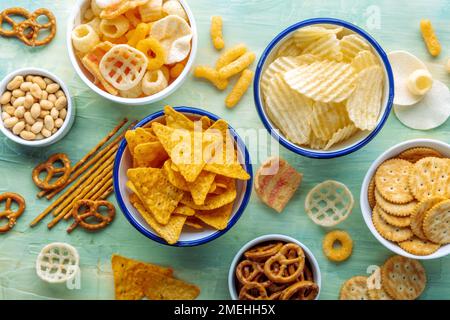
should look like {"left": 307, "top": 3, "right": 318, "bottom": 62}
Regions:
{"left": 368, "top": 147, "right": 450, "bottom": 256}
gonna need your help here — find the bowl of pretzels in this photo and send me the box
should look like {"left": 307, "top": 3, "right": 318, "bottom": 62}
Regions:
{"left": 228, "top": 234, "right": 321, "bottom": 300}
{"left": 67, "top": 0, "right": 198, "bottom": 106}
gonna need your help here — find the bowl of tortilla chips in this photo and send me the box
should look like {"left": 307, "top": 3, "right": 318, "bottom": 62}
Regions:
{"left": 113, "top": 106, "right": 253, "bottom": 246}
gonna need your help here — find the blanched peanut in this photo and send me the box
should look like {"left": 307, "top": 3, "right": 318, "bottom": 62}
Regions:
{"left": 20, "top": 82, "right": 32, "bottom": 92}
{"left": 1, "top": 111, "right": 10, "bottom": 121}
{"left": 14, "top": 106, "right": 25, "bottom": 118}
{"left": 55, "top": 118, "right": 64, "bottom": 128}
{"left": 25, "top": 75, "right": 34, "bottom": 82}
{"left": 55, "top": 96, "right": 67, "bottom": 110}
{"left": 35, "top": 133, "right": 44, "bottom": 140}
{"left": 41, "top": 90, "right": 48, "bottom": 100}
{"left": 30, "top": 83, "right": 42, "bottom": 99}
{"left": 4, "top": 116, "right": 18, "bottom": 128}
{"left": 25, "top": 124, "right": 31, "bottom": 132}
{"left": 12, "top": 121, "right": 25, "bottom": 135}
{"left": 7, "top": 76, "right": 24, "bottom": 90}
{"left": 13, "top": 97, "right": 25, "bottom": 108}
{"left": 40, "top": 99, "right": 53, "bottom": 110}
{"left": 46, "top": 83, "right": 60, "bottom": 94}
{"left": 12, "top": 89, "right": 25, "bottom": 98}
{"left": 24, "top": 111, "right": 35, "bottom": 125}
{"left": 51, "top": 128, "right": 57, "bottom": 134}
{"left": 44, "top": 115, "right": 54, "bottom": 131}
{"left": 41, "top": 128, "right": 51, "bottom": 138}
{"left": 59, "top": 108, "right": 67, "bottom": 120}
{"left": 0, "top": 91, "right": 11, "bottom": 105}
{"left": 24, "top": 95, "right": 34, "bottom": 108}
{"left": 20, "top": 130, "right": 35, "bottom": 140}
{"left": 40, "top": 110, "right": 50, "bottom": 118}
{"left": 30, "top": 103, "right": 41, "bottom": 119}
{"left": 48, "top": 94, "right": 57, "bottom": 103}
{"left": 3, "top": 105, "right": 15, "bottom": 115}
{"left": 32, "top": 76, "right": 47, "bottom": 90}
{"left": 10, "top": 97, "right": 15, "bottom": 105}
{"left": 31, "top": 121, "right": 43, "bottom": 134}
{"left": 50, "top": 107, "right": 59, "bottom": 119}
{"left": 44, "top": 77, "right": 54, "bottom": 85}
{"left": 55, "top": 90, "right": 64, "bottom": 98}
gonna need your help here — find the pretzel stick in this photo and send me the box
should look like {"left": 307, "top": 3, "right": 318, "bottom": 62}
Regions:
{"left": 94, "top": 180, "right": 114, "bottom": 200}
{"left": 37, "top": 118, "right": 127, "bottom": 198}
{"left": 30, "top": 148, "right": 116, "bottom": 227}
{"left": 48, "top": 167, "right": 113, "bottom": 229}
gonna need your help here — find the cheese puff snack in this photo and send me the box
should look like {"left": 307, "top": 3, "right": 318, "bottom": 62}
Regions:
{"left": 72, "top": 24, "right": 100, "bottom": 53}
{"left": 100, "top": 15, "right": 130, "bottom": 38}
{"left": 136, "top": 38, "right": 166, "bottom": 71}
{"left": 127, "top": 22, "right": 151, "bottom": 47}
{"left": 142, "top": 70, "right": 168, "bottom": 95}
{"left": 210, "top": 16, "right": 225, "bottom": 50}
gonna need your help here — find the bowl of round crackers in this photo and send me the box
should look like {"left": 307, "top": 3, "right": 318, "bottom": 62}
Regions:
{"left": 113, "top": 106, "right": 253, "bottom": 246}
{"left": 361, "top": 139, "right": 450, "bottom": 259}
{"left": 254, "top": 18, "right": 394, "bottom": 158}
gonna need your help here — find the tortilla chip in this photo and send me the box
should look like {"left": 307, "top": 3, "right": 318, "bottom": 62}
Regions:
{"left": 181, "top": 178, "right": 236, "bottom": 210}
{"left": 164, "top": 105, "right": 195, "bottom": 130}
{"left": 134, "top": 141, "right": 168, "bottom": 168}
{"left": 184, "top": 217, "right": 204, "bottom": 229}
{"left": 173, "top": 204, "right": 196, "bottom": 216}
{"left": 130, "top": 194, "right": 186, "bottom": 244}
{"left": 111, "top": 254, "right": 173, "bottom": 300}
{"left": 163, "top": 160, "right": 189, "bottom": 191}
{"left": 127, "top": 168, "right": 184, "bottom": 225}
{"left": 204, "top": 162, "right": 250, "bottom": 180}
{"left": 195, "top": 203, "right": 233, "bottom": 230}
{"left": 126, "top": 127, "right": 156, "bottom": 156}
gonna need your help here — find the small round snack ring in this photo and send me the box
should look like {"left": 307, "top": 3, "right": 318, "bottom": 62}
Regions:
{"left": 0, "top": 7, "right": 31, "bottom": 37}
{"left": 15, "top": 8, "right": 57, "bottom": 47}
{"left": 322, "top": 230, "right": 353, "bottom": 262}
{"left": 264, "top": 243, "right": 305, "bottom": 283}
{"left": 279, "top": 281, "right": 319, "bottom": 300}
{"left": 0, "top": 192, "right": 26, "bottom": 233}
{"left": 238, "top": 283, "right": 268, "bottom": 300}
{"left": 235, "top": 260, "right": 263, "bottom": 285}
{"left": 36, "top": 242, "right": 79, "bottom": 284}
{"left": 67, "top": 199, "right": 116, "bottom": 233}
{"left": 32, "top": 153, "right": 71, "bottom": 190}
{"left": 136, "top": 38, "right": 166, "bottom": 71}
{"left": 244, "top": 242, "right": 283, "bottom": 261}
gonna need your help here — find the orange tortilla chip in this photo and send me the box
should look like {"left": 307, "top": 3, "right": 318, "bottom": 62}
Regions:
{"left": 130, "top": 194, "right": 187, "bottom": 244}
{"left": 163, "top": 160, "right": 189, "bottom": 191}
{"left": 184, "top": 217, "right": 204, "bottom": 229}
{"left": 164, "top": 105, "right": 195, "bottom": 130}
{"left": 181, "top": 178, "right": 236, "bottom": 210}
{"left": 126, "top": 127, "right": 157, "bottom": 157}
{"left": 111, "top": 254, "right": 173, "bottom": 300}
{"left": 195, "top": 203, "right": 233, "bottom": 230}
{"left": 173, "top": 204, "right": 196, "bottom": 216}
{"left": 134, "top": 141, "right": 168, "bottom": 168}
{"left": 127, "top": 168, "right": 184, "bottom": 225}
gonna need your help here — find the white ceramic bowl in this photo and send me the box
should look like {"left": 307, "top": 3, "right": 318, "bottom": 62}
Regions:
{"left": 254, "top": 18, "right": 394, "bottom": 159}
{"left": 0, "top": 68, "right": 75, "bottom": 147}
{"left": 67, "top": 0, "right": 198, "bottom": 106}
{"left": 360, "top": 139, "right": 450, "bottom": 260}
{"left": 113, "top": 107, "right": 253, "bottom": 246}
{"left": 228, "top": 234, "right": 321, "bottom": 300}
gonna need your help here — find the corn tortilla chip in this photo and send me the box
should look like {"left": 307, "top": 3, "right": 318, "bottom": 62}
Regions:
{"left": 181, "top": 178, "right": 236, "bottom": 210}
{"left": 173, "top": 204, "right": 196, "bottom": 216}
{"left": 164, "top": 105, "right": 195, "bottom": 130}
{"left": 184, "top": 217, "right": 204, "bottom": 229}
{"left": 195, "top": 203, "right": 233, "bottom": 230}
{"left": 126, "top": 127, "right": 156, "bottom": 157}
{"left": 134, "top": 141, "right": 168, "bottom": 168}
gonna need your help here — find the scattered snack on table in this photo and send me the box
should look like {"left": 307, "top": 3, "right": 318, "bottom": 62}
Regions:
{"left": 322, "top": 230, "right": 353, "bottom": 262}
{"left": 260, "top": 24, "right": 385, "bottom": 150}
{"left": 210, "top": 16, "right": 224, "bottom": 50}
{"left": 254, "top": 156, "right": 302, "bottom": 213}
{"left": 339, "top": 276, "right": 369, "bottom": 300}
{"left": 235, "top": 241, "right": 319, "bottom": 300}
{"left": 407, "top": 69, "right": 432, "bottom": 96}
{"left": 36, "top": 242, "right": 79, "bottom": 283}
{"left": 0, "top": 7, "right": 57, "bottom": 47}
{"left": 367, "top": 147, "right": 450, "bottom": 255}
{"left": 124, "top": 106, "right": 250, "bottom": 244}
{"left": 112, "top": 254, "right": 199, "bottom": 300}
{"left": 225, "top": 69, "right": 254, "bottom": 108}
{"left": 0, "top": 192, "right": 26, "bottom": 233}
{"left": 66, "top": 199, "right": 116, "bottom": 233}
{"left": 420, "top": 19, "right": 441, "bottom": 57}
{"left": 72, "top": 0, "right": 192, "bottom": 98}
{"left": 32, "top": 153, "right": 72, "bottom": 191}
{"left": 1, "top": 74, "right": 69, "bottom": 141}
{"left": 305, "top": 180, "right": 354, "bottom": 227}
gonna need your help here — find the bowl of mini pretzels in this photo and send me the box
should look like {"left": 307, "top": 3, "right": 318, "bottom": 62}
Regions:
{"left": 228, "top": 234, "right": 321, "bottom": 300}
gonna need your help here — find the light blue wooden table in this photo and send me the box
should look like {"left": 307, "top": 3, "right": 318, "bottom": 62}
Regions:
{"left": 0, "top": 0, "right": 449, "bottom": 300}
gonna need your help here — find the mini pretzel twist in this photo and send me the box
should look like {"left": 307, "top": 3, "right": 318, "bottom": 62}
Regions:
{"left": 0, "top": 7, "right": 32, "bottom": 37}
{"left": 264, "top": 243, "right": 305, "bottom": 284}
{"left": 279, "top": 281, "right": 319, "bottom": 300}
{"left": 32, "top": 153, "right": 71, "bottom": 191}
{"left": 15, "top": 8, "right": 57, "bottom": 47}
{"left": 67, "top": 200, "right": 115, "bottom": 233}
{"left": 235, "top": 260, "right": 270, "bottom": 287}
{"left": 238, "top": 283, "right": 268, "bottom": 300}
{"left": 0, "top": 192, "right": 26, "bottom": 233}
{"left": 244, "top": 242, "right": 283, "bottom": 261}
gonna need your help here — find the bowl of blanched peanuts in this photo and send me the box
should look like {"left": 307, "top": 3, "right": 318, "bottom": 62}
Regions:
{"left": 67, "top": 0, "right": 197, "bottom": 105}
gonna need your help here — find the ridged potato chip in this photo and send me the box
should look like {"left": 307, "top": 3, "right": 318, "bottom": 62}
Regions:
{"left": 351, "top": 50, "right": 379, "bottom": 72}
{"left": 265, "top": 74, "right": 313, "bottom": 145}
{"left": 346, "top": 65, "right": 383, "bottom": 130}
{"left": 293, "top": 25, "right": 343, "bottom": 48}
{"left": 340, "top": 34, "right": 371, "bottom": 62}
{"left": 276, "top": 37, "right": 303, "bottom": 57}
{"left": 324, "top": 124, "right": 358, "bottom": 150}
{"left": 284, "top": 60, "right": 357, "bottom": 103}
{"left": 309, "top": 102, "right": 351, "bottom": 141}
{"left": 302, "top": 33, "right": 343, "bottom": 61}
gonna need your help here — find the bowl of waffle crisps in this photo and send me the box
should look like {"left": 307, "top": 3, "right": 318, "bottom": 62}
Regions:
{"left": 361, "top": 139, "right": 450, "bottom": 259}
{"left": 67, "top": 0, "right": 197, "bottom": 105}
{"left": 113, "top": 106, "right": 252, "bottom": 246}
{"left": 228, "top": 234, "right": 321, "bottom": 300}
{"left": 254, "top": 18, "right": 394, "bottom": 158}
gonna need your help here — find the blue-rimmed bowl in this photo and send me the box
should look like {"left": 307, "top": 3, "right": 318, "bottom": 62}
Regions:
{"left": 113, "top": 107, "right": 253, "bottom": 247}
{"left": 254, "top": 18, "right": 394, "bottom": 159}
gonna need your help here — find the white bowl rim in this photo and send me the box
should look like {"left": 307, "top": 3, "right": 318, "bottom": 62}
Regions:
{"left": 360, "top": 138, "right": 450, "bottom": 260}
{"left": 0, "top": 67, "right": 74, "bottom": 147}
{"left": 228, "top": 234, "right": 322, "bottom": 300}
{"left": 66, "top": 0, "right": 198, "bottom": 106}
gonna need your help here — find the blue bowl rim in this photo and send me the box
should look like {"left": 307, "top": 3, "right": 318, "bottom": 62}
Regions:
{"left": 253, "top": 17, "right": 395, "bottom": 159}
{"left": 113, "top": 106, "right": 253, "bottom": 247}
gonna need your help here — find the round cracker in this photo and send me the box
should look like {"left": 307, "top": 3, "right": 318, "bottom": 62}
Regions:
{"left": 423, "top": 199, "right": 450, "bottom": 244}
{"left": 375, "top": 159, "right": 414, "bottom": 204}
{"left": 368, "top": 287, "right": 393, "bottom": 300}
{"left": 398, "top": 236, "right": 440, "bottom": 256}
{"left": 375, "top": 188, "right": 416, "bottom": 217}
{"left": 409, "top": 157, "right": 450, "bottom": 201}
{"left": 398, "top": 147, "right": 443, "bottom": 163}
{"left": 381, "top": 255, "right": 426, "bottom": 300}
{"left": 377, "top": 205, "right": 411, "bottom": 228}
{"left": 373, "top": 206, "right": 413, "bottom": 242}
{"left": 339, "top": 276, "right": 370, "bottom": 300}
{"left": 368, "top": 176, "right": 376, "bottom": 209}
{"left": 410, "top": 197, "right": 445, "bottom": 240}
